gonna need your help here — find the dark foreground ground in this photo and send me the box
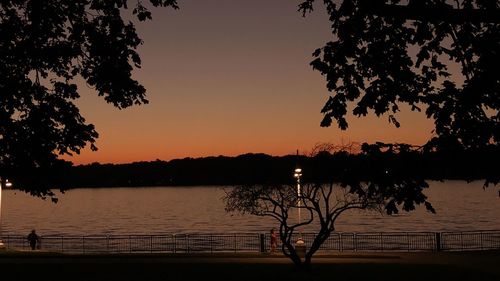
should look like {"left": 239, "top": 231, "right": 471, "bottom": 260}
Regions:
{"left": 0, "top": 250, "right": 499, "bottom": 281}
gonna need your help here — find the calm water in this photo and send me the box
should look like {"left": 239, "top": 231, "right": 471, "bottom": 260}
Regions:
{"left": 1, "top": 181, "right": 499, "bottom": 236}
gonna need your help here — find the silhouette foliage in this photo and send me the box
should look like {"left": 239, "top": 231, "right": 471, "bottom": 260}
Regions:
{"left": 35, "top": 146, "right": 499, "bottom": 189}
{"left": 225, "top": 144, "right": 438, "bottom": 269}
{"left": 0, "top": 0, "right": 178, "bottom": 198}
{"left": 224, "top": 142, "right": 499, "bottom": 268}
{"left": 299, "top": 0, "right": 500, "bottom": 152}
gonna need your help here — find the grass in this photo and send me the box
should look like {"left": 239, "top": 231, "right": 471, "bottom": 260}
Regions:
{"left": 0, "top": 250, "right": 499, "bottom": 281}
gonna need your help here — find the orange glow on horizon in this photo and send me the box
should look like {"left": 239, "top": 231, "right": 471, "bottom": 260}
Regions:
{"left": 62, "top": 1, "right": 436, "bottom": 165}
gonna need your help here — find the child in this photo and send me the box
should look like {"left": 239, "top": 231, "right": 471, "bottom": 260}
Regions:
{"left": 270, "top": 228, "right": 278, "bottom": 253}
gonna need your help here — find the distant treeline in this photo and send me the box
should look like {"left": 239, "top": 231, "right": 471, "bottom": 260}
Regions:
{"left": 48, "top": 147, "right": 499, "bottom": 189}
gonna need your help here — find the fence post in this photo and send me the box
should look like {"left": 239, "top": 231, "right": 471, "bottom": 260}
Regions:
{"left": 380, "top": 233, "right": 384, "bottom": 252}
{"left": 82, "top": 236, "right": 85, "bottom": 254}
{"left": 210, "top": 234, "right": 213, "bottom": 254}
{"left": 406, "top": 233, "right": 410, "bottom": 252}
{"left": 259, "top": 233, "right": 265, "bottom": 253}
{"left": 233, "top": 234, "right": 237, "bottom": 253}
{"left": 354, "top": 233, "right": 357, "bottom": 252}
{"left": 61, "top": 236, "right": 64, "bottom": 253}
{"left": 129, "top": 235, "right": 132, "bottom": 253}
{"left": 173, "top": 234, "right": 176, "bottom": 253}
{"left": 339, "top": 233, "right": 343, "bottom": 252}
{"left": 150, "top": 235, "right": 153, "bottom": 253}
{"left": 435, "top": 232, "right": 441, "bottom": 251}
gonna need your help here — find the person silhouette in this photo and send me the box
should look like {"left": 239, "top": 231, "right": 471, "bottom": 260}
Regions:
{"left": 27, "top": 229, "right": 40, "bottom": 250}
{"left": 270, "top": 228, "right": 278, "bottom": 253}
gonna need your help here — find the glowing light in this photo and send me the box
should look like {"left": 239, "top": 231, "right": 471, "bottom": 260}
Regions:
{"left": 0, "top": 178, "right": 4, "bottom": 248}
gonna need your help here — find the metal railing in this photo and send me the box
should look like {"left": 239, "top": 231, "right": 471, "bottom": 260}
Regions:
{"left": 440, "top": 230, "right": 500, "bottom": 251}
{"left": 2, "top": 230, "right": 499, "bottom": 254}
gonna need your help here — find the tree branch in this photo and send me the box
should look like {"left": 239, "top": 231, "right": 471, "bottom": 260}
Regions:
{"left": 361, "top": 2, "right": 500, "bottom": 23}
{"left": 449, "top": 25, "right": 473, "bottom": 81}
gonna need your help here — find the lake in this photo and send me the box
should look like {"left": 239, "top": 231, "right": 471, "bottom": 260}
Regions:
{"left": 1, "top": 181, "right": 499, "bottom": 236}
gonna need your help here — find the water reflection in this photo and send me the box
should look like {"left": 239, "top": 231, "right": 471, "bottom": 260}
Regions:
{"left": 1, "top": 181, "right": 499, "bottom": 235}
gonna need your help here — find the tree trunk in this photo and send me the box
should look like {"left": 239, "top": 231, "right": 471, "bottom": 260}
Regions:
{"left": 302, "top": 230, "right": 330, "bottom": 271}
{"left": 282, "top": 243, "right": 316, "bottom": 272}
{"left": 284, "top": 242, "right": 302, "bottom": 267}
{"left": 303, "top": 255, "right": 313, "bottom": 272}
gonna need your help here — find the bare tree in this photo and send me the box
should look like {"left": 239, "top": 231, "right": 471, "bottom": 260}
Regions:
{"left": 224, "top": 144, "right": 434, "bottom": 269}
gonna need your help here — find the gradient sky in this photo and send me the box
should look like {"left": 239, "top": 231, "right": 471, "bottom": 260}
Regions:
{"left": 66, "top": 0, "right": 434, "bottom": 165}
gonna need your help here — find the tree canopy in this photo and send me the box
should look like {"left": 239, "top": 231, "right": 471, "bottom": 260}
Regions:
{"left": 299, "top": 0, "right": 499, "bottom": 151}
{"left": 227, "top": 1, "right": 500, "bottom": 267}
{"left": 0, "top": 0, "right": 178, "bottom": 198}
{"left": 2, "top": 0, "right": 499, "bottom": 197}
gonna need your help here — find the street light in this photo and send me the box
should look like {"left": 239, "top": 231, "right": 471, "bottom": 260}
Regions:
{"left": 293, "top": 168, "right": 302, "bottom": 225}
{"left": 293, "top": 167, "right": 306, "bottom": 258}
{"left": 0, "top": 178, "right": 12, "bottom": 250}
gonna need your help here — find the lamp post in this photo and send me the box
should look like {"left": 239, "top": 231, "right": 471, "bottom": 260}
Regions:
{"left": 293, "top": 168, "right": 302, "bottom": 225}
{"left": 293, "top": 167, "right": 306, "bottom": 258}
{"left": 0, "top": 178, "right": 12, "bottom": 250}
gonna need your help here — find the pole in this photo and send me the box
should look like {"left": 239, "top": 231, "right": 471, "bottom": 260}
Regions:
{"left": 293, "top": 150, "right": 303, "bottom": 243}
{"left": 297, "top": 150, "right": 300, "bottom": 226}
{"left": 293, "top": 168, "right": 302, "bottom": 227}
{"left": 297, "top": 177, "right": 301, "bottom": 225}
{"left": 0, "top": 178, "right": 12, "bottom": 250}
{"left": 259, "top": 233, "right": 265, "bottom": 253}
{"left": 435, "top": 232, "right": 441, "bottom": 252}
{"left": 0, "top": 178, "right": 2, "bottom": 228}
{"left": 0, "top": 178, "right": 4, "bottom": 249}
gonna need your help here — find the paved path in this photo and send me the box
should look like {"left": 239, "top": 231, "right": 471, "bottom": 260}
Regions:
{"left": 0, "top": 250, "right": 499, "bottom": 281}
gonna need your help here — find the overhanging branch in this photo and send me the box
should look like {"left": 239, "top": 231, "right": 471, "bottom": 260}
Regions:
{"left": 360, "top": 2, "right": 500, "bottom": 23}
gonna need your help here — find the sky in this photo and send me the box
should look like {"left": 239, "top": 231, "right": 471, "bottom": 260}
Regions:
{"left": 66, "top": 0, "right": 434, "bottom": 165}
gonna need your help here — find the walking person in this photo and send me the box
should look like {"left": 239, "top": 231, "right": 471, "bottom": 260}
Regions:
{"left": 27, "top": 229, "right": 40, "bottom": 250}
{"left": 270, "top": 228, "right": 278, "bottom": 253}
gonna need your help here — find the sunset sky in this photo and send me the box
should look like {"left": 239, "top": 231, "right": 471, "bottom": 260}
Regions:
{"left": 66, "top": 0, "right": 434, "bottom": 165}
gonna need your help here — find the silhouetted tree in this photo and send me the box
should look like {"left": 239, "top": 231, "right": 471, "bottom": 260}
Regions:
{"left": 24, "top": 147, "right": 495, "bottom": 188}
{"left": 299, "top": 0, "right": 499, "bottom": 155}
{"left": 225, "top": 144, "right": 435, "bottom": 269}
{"left": 0, "top": 1, "right": 178, "bottom": 198}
